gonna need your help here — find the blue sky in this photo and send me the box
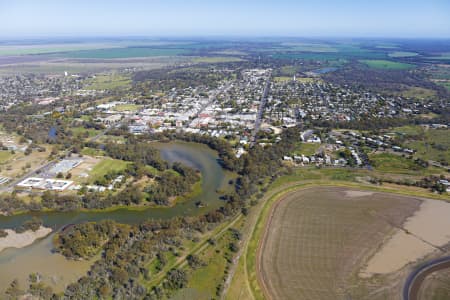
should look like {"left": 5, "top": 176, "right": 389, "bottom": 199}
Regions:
{"left": 0, "top": 0, "right": 449, "bottom": 38}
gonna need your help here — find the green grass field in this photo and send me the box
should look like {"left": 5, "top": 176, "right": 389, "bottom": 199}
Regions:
{"left": 400, "top": 86, "right": 437, "bottom": 99}
{"left": 0, "top": 151, "right": 13, "bottom": 164}
{"left": 291, "top": 142, "right": 321, "bottom": 156}
{"left": 393, "top": 126, "right": 450, "bottom": 165}
{"left": 88, "top": 158, "right": 131, "bottom": 183}
{"left": 71, "top": 127, "right": 101, "bottom": 138}
{"left": 112, "top": 104, "right": 141, "bottom": 112}
{"left": 369, "top": 153, "right": 417, "bottom": 173}
{"left": 81, "top": 147, "right": 105, "bottom": 157}
{"left": 359, "top": 59, "right": 415, "bottom": 70}
{"left": 85, "top": 73, "right": 131, "bottom": 90}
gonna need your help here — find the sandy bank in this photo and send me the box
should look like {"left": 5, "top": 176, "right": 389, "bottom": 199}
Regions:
{"left": 361, "top": 199, "right": 450, "bottom": 276}
{"left": 0, "top": 226, "right": 52, "bottom": 253}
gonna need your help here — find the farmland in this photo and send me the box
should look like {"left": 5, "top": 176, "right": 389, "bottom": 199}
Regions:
{"left": 63, "top": 47, "right": 188, "bottom": 59}
{"left": 388, "top": 51, "right": 419, "bottom": 58}
{"left": 359, "top": 59, "right": 416, "bottom": 70}
{"left": 258, "top": 187, "right": 421, "bottom": 300}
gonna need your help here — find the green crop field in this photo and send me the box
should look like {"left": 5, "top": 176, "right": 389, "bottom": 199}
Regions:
{"left": 359, "top": 59, "right": 415, "bottom": 70}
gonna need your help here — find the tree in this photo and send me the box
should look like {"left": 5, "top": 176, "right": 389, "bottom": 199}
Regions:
{"left": 5, "top": 279, "right": 23, "bottom": 300}
{"left": 164, "top": 269, "right": 187, "bottom": 290}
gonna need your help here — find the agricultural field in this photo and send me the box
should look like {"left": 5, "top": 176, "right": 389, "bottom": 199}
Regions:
{"left": 191, "top": 56, "right": 244, "bottom": 64}
{"left": 63, "top": 47, "right": 188, "bottom": 59}
{"left": 280, "top": 42, "right": 339, "bottom": 53}
{"left": 427, "top": 52, "right": 450, "bottom": 60}
{"left": 359, "top": 59, "right": 415, "bottom": 70}
{"left": 388, "top": 51, "right": 419, "bottom": 58}
{"left": 258, "top": 187, "right": 421, "bottom": 300}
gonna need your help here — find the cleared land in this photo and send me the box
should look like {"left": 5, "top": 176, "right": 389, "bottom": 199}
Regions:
{"left": 359, "top": 59, "right": 415, "bottom": 70}
{"left": 418, "top": 268, "right": 450, "bottom": 300}
{"left": 388, "top": 51, "right": 419, "bottom": 58}
{"left": 258, "top": 187, "right": 421, "bottom": 300}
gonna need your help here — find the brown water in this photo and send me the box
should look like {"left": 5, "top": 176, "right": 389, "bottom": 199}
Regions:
{"left": 0, "top": 141, "right": 233, "bottom": 293}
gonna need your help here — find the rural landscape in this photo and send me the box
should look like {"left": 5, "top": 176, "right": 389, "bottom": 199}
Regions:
{"left": 0, "top": 1, "right": 450, "bottom": 300}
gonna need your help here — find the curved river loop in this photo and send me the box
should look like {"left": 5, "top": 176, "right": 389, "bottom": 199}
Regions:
{"left": 0, "top": 141, "right": 234, "bottom": 292}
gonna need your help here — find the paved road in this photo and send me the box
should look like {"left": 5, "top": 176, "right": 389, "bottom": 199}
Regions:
{"left": 250, "top": 79, "right": 271, "bottom": 146}
{"left": 403, "top": 255, "right": 450, "bottom": 300}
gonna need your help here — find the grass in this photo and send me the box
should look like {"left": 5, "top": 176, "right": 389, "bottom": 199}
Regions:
{"left": 291, "top": 142, "right": 321, "bottom": 156}
{"left": 280, "top": 42, "right": 339, "bottom": 53}
{"left": 64, "top": 47, "right": 188, "bottom": 59}
{"left": 191, "top": 57, "right": 244, "bottom": 63}
{"left": 388, "top": 51, "right": 419, "bottom": 58}
{"left": 182, "top": 217, "right": 245, "bottom": 298}
{"left": 359, "top": 59, "right": 415, "bottom": 70}
{"left": 71, "top": 127, "right": 101, "bottom": 138}
{"left": 427, "top": 52, "right": 450, "bottom": 60}
{"left": 113, "top": 104, "right": 141, "bottom": 112}
{"left": 81, "top": 147, "right": 105, "bottom": 156}
{"left": 393, "top": 126, "right": 450, "bottom": 165}
{"left": 369, "top": 153, "right": 420, "bottom": 174}
{"left": 84, "top": 73, "right": 131, "bottom": 90}
{"left": 0, "top": 151, "right": 13, "bottom": 164}
{"left": 88, "top": 158, "right": 131, "bottom": 184}
{"left": 400, "top": 86, "right": 437, "bottom": 99}
{"left": 435, "top": 81, "right": 450, "bottom": 91}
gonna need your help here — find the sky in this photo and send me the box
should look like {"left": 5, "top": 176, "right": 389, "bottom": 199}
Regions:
{"left": 0, "top": 0, "right": 449, "bottom": 38}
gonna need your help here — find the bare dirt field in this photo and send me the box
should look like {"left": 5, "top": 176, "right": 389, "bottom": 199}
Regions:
{"left": 258, "top": 187, "right": 422, "bottom": 300}
{"left": 418, "top": 268, "right": 450, "bottom": 300}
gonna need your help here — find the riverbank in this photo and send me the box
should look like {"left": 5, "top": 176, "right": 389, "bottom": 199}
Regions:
{"left": 0, "top": 226, "right": 52, "bottom": 253}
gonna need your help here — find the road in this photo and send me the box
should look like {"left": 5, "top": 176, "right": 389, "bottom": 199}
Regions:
{"left": 403, "top": 255, "right": 450, "bottom": 300}
{"left": 0, "top": 113, "right": 136, "bottom": 193}
{"left": 250, "top": 78, "right": 271, "bottom": 147}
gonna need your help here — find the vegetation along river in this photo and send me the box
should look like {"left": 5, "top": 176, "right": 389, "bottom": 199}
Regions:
{"left": 0, "top": 141, "right": 233, "bottom": 292}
